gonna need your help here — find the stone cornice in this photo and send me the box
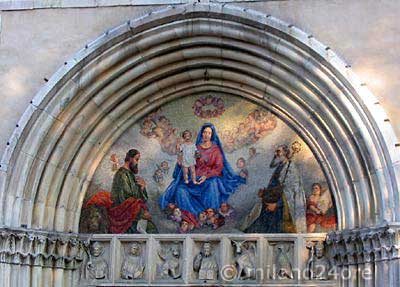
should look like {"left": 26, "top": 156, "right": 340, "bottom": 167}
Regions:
{"left": 326, "top": 224, "right": 400, "bottom": 266}
{"left": 0, "top": 0, "right": 270, "bottom": 12}
{"left": 0, "top": 227, "right": 88, "bottom": 269}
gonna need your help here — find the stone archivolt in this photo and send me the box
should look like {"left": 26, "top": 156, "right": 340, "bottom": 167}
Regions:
{"left": 0, "top": 228, "right": 86, "bottom": 270}
{"left": 0, "top": 2, "right": 399, "bottom": 287}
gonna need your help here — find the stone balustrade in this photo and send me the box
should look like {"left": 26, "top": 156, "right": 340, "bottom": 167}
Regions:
{"left": 78, "top": 233, "right": 334, "bottom": 286}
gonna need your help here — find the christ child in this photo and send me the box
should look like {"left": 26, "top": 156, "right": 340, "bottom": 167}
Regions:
{"left": 177, "top": 130, "right": 198, "bottom": 184}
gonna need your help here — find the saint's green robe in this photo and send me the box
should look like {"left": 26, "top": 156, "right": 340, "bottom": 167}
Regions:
{"left": 111, "top": 167, "right": 158, "bottom": 233}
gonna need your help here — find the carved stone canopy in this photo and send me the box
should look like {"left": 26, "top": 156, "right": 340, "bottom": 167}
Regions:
{"left": 0, "top": 227, "right": 87, "bottom": 270}
{"left": 326, "top": 225, "right": 400, "bottom": 266}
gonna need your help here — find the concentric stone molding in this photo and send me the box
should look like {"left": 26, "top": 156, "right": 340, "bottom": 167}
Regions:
{"left": 0, "top": 2, "right": 398, "bottom": 242}
{"left": 0, "top": 3, "right": 398, "bottom": 286}
{"left": 326, "top": 224, "right": 400, "bottom": 266}
{"left": 0, "top": 227, "right": 87, "bottom": 269}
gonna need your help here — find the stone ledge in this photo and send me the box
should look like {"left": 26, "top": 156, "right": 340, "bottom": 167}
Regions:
{"left": 0, "top": 0, "right": 272, "bottom": 11}
{"left": 0, "top": 0, "right": 181, "bottom": 11}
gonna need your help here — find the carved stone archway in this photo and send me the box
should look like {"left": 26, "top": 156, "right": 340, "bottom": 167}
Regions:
{"left": 0, "top": 3, "right": 399, "bottom": 286}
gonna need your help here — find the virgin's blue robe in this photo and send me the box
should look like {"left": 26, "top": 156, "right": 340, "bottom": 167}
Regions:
{"left": 159, "top": 123, "right": 246, "bottom": 216}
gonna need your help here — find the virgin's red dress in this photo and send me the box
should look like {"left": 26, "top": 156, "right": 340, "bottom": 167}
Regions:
{"left": 195, "top": 144, "right": 223, "bottom": 178}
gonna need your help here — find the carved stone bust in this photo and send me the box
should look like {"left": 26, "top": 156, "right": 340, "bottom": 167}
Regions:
{"left": 307, "top": 241, "right": 330, "bottom": 280}
{"left": 121, "top": 242, "right": 145, "bottom": 280}
{"left": 193, "top": 242, "right": 218, "bottom": 280}
{"left": 86, "top": 241, "right": 108, "bottom": 280}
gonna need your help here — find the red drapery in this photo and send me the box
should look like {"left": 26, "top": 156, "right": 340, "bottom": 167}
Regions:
{"left": 83, "top": 191, "right": 147, "bottom": 234}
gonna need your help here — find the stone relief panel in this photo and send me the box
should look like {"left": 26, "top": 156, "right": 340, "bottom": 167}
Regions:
{"left": 155, "top": 240, "right": 184, "bottom": 281}
{"left": 267, "top": 241, "right": 295, "bottom": 281}
{"left": 306, "top": 240, "right": 331, "bottom": 280}
{"left": 80, "top": 240, "right": 111, "bottom": 282}
{"left": 79, "top": 94, "right": 337, "bottom": 234}
{"left": 229, "top": 239, "right": 258, "bottom": 281}
{"left": 120, "top": 241, "right": 147, "bottom": 281}
{"left": 72, "top": 234, "right": 340, "bottom": 286}
{"left": 192, "top": 240, "right": 220, "bottom": 282}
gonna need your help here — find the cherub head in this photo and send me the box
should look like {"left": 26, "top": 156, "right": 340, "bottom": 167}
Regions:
{"left": 158, "top": 116, "right": 169, "bottom": 127}
{"left": 142, "top": 118, "right": 154, "bottom": 129}
{"left": 167, "top": 203, "right": 177, "bottom": 210}
{"left": 165, "top": 203, "right": 177, "bottom": 217}
{"left": 173, "top": 208, "right": 182, "bottom": 219}
{"left": 236, "top": 157, "right": 246, "bottom": 169}
{"left": 153, "top": 168, "right": 164, "bottom": 182}
{"left": 161, "top": 161, "right": 169, "bottom": 172}
{"left": 211, "top": 215, "right": 225, "bottom": 229}
{"left": 249, "top": 147, "right": 256, "bottom": 158}
{"left": 245, "top": 114, "right": 254, "bottom": 124}
{"left": 110, "top": 153, "right": 118, "bottom": 163}
{"left": 205, "top": 208, "right": 216, "bottom": 219}
{"left": 220, "top": 202, "right": 231, "bottom": 214}
{"left": 179, "top": 221, "right": 190, "bottom": 233}
{"left": 239, "top": 169, "right": 249, "bottom": 179}
{"left": 198, "top": 211, "right": 207, "bottom": 223}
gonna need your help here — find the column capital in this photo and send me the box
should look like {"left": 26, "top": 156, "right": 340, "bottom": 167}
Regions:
{"left": 326, "top": 224, "right": 400, "bottom": 266}
{"left": 0, "top": 227, "right": 88, "bottom": 269}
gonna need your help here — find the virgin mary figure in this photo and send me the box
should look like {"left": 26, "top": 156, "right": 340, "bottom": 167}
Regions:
{"left": 159, "top": 123, "right": 246, "bottom": 216}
